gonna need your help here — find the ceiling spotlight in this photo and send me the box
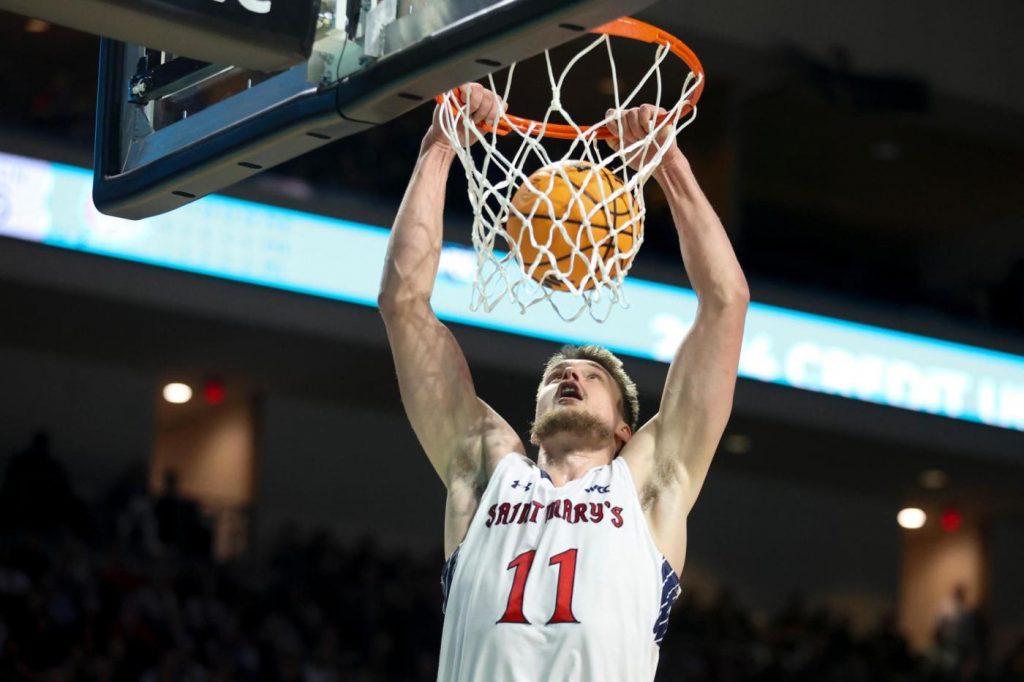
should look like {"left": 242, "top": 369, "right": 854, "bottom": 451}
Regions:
{"left": 723, "top": 434, "right": 752, "bottom": 454}
{"left": 920, "top": 469, "right": 948, "bottom": 489}
{"left": 897, "top": 507, "right": 927, "bottom": 530}
{"left": 162, "top": 382, "right": 193, "bottom": 404}
{"left": 24, "top": 18, "right": 50, "bottom": 33}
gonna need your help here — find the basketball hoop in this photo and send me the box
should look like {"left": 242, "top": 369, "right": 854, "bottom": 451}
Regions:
{"left": 435, "top": 17, "right": 704, "bottom": 322}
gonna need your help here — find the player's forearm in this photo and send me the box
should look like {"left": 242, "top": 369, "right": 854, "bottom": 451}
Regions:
{"left": 654, "top": 151, "right": 749, "bottom": 306}
{"left": 378, "top": 138, "right": 456, "bottom": 310}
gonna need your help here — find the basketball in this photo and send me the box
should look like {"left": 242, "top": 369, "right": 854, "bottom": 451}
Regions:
{"left": 505, "top": 161, "right": 641, "bottom": 292}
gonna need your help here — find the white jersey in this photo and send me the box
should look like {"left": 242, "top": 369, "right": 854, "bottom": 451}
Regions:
{"left": 438, "top": 452, "right": 681, "bottom": 682}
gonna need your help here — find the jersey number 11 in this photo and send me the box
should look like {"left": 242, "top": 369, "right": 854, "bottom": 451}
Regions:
{"left": 497, "top": 548, "right": 580, "bottom": 625}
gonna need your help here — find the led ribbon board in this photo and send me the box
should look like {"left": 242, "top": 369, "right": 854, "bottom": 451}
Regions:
{"left": 1, "top": 151, "right": 1022, "bottom": 431}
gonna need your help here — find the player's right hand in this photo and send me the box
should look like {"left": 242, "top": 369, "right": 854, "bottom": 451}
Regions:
{"left": 424, "top": 83, "right": 507, "bottom": 152}
{"left": 604, "top": 104, "right": 682, "bottom": 172}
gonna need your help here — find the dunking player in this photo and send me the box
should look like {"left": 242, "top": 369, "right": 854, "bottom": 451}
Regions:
{"left": 378, "top": 84, "right": 749, "bottom": 681}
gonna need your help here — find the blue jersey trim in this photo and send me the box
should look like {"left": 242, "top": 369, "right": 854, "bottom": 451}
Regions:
{"left": 441, "top": 545, "right": 461, "bottom": 614}
{"left": 653, "top": 558, "right": 681, "bottom": 646}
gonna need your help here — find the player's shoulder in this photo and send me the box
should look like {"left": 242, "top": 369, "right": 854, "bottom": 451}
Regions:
{"left": 492, "top": 450, "right": 536, "bottom": 474}
{"left": 477, "top": 450, "right": 537, "bottom": 489}
{"left": 616, "top": 419, "right": 660, "bottom": 487}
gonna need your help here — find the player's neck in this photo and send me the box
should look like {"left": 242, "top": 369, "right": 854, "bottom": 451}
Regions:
{"left": 537, "top": 441, "right": 615, "bottom": 486}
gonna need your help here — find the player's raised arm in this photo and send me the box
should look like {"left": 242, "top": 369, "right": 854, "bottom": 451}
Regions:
{"left": 378, "top": 85, "right": 522, "bottom": 487}
{"left": 610, "top": 105, "right": 750, "bottom": 513}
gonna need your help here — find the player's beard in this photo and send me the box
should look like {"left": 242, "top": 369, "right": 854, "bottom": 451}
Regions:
{"left": 530, "top": 408, "right": 615, "bottom": 449}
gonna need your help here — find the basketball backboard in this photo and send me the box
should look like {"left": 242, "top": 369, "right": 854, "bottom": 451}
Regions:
{"left": 93, "top": 0, "right": 661, "bottom": 219}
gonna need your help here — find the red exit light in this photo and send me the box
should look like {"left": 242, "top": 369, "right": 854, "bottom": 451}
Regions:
{"left": 940, "top": 508, "right": 962, "bottom": 533}
{"left": 203, "top": 378, "right": 226, "bottom": 405}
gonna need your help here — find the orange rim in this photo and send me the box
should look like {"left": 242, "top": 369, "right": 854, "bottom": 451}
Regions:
{"left": 434, "top": 17, "right": 704, "bottom": 141}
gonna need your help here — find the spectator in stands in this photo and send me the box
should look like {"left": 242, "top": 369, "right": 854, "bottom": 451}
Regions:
{"left": 0, "top": 430, "right": 92, "bottom": 540}
{"left": 996, "top": 637, "right": 1024, "bottom": 682}
{"left": 154, "top": 471, "right": 211, "bottom": 559}
{"left": 928, "top": 582, "right": 990, "bottom": 680}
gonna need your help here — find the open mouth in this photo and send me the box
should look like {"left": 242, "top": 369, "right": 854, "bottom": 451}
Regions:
{"left": 556, "top": 382, "right": 583, "bottom": 402}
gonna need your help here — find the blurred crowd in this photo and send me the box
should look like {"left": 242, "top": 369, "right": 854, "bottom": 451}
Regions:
{"left": 0, "top": 530, "right": 443, "bottom": 681}
{"left": 656, "top": 587, "right": 1024, "bottom": 682}
{"left": 0, "top": 434, "right": 1022, "bottom": 682}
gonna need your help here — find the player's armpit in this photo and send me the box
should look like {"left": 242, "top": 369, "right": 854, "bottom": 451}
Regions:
{"left": 618, "top": 418, "right": 690, "bottom": 575}
{"left": 663, "top": 296, "right": 747, "bottom": 507}
{"left": 622, "top": 294, "right": 745, "bottom": 512}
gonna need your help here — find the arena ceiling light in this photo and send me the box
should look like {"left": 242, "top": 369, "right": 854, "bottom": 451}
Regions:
{"left": 162, "top": 382, "right": 193, "bottom": 404}
{"left": 919, "top": 469, "right": 949, "bottom": 489}
{"left": 897, "top": 507, "right": 927, "bottom": 530}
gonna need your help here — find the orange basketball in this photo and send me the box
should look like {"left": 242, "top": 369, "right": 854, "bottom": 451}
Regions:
{"left": 504, "top": 161, "right": 641, "bottom": 291}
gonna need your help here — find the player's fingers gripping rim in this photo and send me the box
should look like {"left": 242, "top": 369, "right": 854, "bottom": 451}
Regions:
{"left": 462, "top": 83, "right": 505, "bottom": 128}
{"left": 481, "top": 99, "right": 507, "bottom": 131}
{"left": 639, "top": 104, "right": 663, "bottom": 133}
{"left": 463, "top": 83, "right": 483, "bottom": 116}
{"left": 607, "top": 107, "right": 651, "bottom": 154}
{"left": 639, "top": 104, "right": 672, "bottom": 152}
{"left": 616, "top": 108, "right": 638, "bottom": 144}
{"left": 604, "top": 109, "right": 618, "bottom": 147}
{"left": 625, "top": 108, "right": 645, "bottom": 143}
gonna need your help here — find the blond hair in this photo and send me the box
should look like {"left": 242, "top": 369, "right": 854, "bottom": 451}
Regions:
{"left": 542, "top": 344, "right": 640, "bottom": 432}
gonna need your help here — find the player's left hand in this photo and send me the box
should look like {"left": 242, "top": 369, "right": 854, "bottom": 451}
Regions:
{"left": 604, "top": 104, "right": 683, "bottom": 171}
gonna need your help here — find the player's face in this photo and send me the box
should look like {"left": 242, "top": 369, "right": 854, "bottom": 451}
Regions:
{"left": 535, "top": 359, "right": 624, "bottom": 434}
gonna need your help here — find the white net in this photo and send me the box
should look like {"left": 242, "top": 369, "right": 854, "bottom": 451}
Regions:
{"left": 436, "top": 26, "right": 703, "bottom": 322}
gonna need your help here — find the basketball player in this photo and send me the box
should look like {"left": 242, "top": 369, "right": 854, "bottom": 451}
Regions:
{"left": 378, "top": 84, "right": 749, "bottom": 681}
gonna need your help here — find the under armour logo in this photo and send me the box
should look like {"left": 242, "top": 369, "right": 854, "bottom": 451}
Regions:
{"left": 511, "top": 480, "right": 532, "bottom": 492}
{"left": 584, "top": 484, "right": 611, "bottom": 494}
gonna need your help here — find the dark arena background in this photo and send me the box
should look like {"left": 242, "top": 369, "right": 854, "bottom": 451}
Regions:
{"left": 1, "top": 1, "right": 1024, "bottom": 680}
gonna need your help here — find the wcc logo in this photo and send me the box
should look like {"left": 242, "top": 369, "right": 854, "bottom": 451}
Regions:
{"left": 584, "top": 484, "right": 611, "bottom": 494}
{"left": 212, "top": 0, "right": 271, "bottom": 14}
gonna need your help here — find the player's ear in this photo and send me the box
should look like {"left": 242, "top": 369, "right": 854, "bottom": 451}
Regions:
{"left": 614, "top": 421, "right": 632, "bottom": 447}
